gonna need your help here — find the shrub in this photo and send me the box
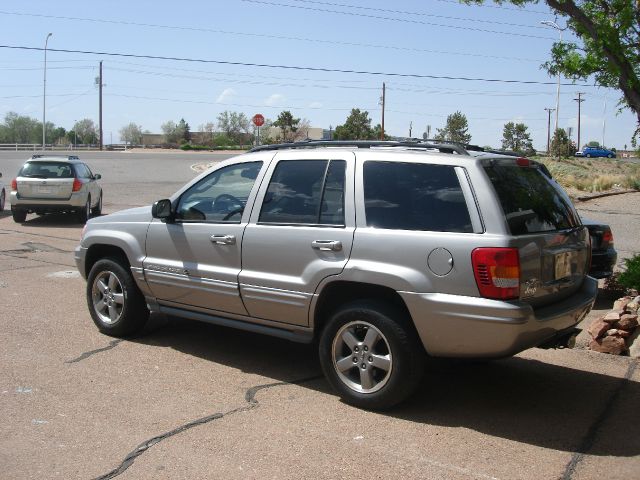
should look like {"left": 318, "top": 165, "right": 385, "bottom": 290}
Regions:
{"left": 618, "top": 254, "right": 640, "bottom": 291}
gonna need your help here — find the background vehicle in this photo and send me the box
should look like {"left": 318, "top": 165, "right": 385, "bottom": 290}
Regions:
{"left": 575, "top": 146, "right": 616, "bottom": 158}
{"left": 10, "top": 155, "right": 102, "bottom": 223}
{"left": 0, "top": 172, "right": 5, "bottom": 212}
{"left": 75, "top": 141, "right": 596, "bottom": 409}
{"left": 582, "top": 218, "right": 617, "bottom": 279}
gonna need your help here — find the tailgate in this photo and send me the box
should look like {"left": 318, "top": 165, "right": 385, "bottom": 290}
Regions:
{"left": 17, "top": 177, "right": 74, "bottom": 200}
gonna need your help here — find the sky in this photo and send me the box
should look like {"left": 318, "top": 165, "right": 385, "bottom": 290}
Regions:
{"left": 0, "top": 0, "right": 637, "bottom": 150}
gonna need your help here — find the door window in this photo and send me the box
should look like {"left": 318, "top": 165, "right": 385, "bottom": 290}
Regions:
{"left": 176, "top": 161, "right": 262, "bottom": 222}
{"left": 259, "top": 159, "right": 346, "bottom": 226}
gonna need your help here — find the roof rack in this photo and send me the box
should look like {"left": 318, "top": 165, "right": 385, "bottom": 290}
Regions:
{"left": 249, "top": 140, "right": 469, "bottom": 155}
{"left": 30, "top": 154, "right": 80, "bottom": 160}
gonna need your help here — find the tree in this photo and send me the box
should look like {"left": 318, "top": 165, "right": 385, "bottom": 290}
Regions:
{"left": 161, "top": 120, "right": 181, "bottom": 144}
{"left": 119, "top": 123, "right": 143, "bottom": 145}
{"left": 177, "top": 118, "right": 191, "bottom": 144}
{"left": 217, "top": 111, "right": 250, "bottom": 144}
{"left": 74, "top": 119, "right": 98, "bottom": 144}
{"left": 434, "top": 111, "right": 471, "bottom": 144}
{"left": 0, "top": 112, "right": 41, "bottom": 143}
{"left": 200, "top": 122, "right": 216, "bottom": 145}
{"left": 550, "top": 128, "right": 577, "bottom": 158}
{"left": 273, "top": 110, "right": 300, "bottom": 142}
{"left": 502, "top": 122, "right": 534, "bottom": 154}
{"left": 334, "top": 108, "right": 375, "bottom": 140}
{"left": 467, "top": 1, "right": 640, "bottom": 138}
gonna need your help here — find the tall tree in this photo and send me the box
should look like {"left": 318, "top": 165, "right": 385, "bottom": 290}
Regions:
{"left": 467, "top": 1, "right": 640, "bottom": 138}
{"left": 273, "top": 110, "right": 300, "bottom": 142}
{"left": 0, "top": 112, "right": 41, "bottom": 143}
{"left": 119, "top": 123, "right": 143, "bottom": 145}
{"left": 217, "top": 111, "right": 250, "bottom": 144}
{"left": 502, "top": 122, "right": 535, "bottom": 154}
{"left": 74, "top": 119, "right": 98, "bottom": 144}
{"left": 434, "top": 111, "right": 471, "bottom": 144}
{"left": 334, "top": 108, "right": 375, "bottom": 140}
{"left": 550, "top": 128, "right": 576, "bottom": 158}
{"left": 177, "top": 118, "right": 191, "bottom": 143}
{"left": 161, "top": 120, "right": 180, "bottom": 144}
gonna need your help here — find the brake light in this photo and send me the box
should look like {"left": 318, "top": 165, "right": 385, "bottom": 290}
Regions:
{"left": 11, "top": 178, "right": 17, "bottom": 191}
{"left": 516, "top": 157, "right": 530, "bottom": 167}
{"left": 472, "top": 248, "right": 520, "bottom": 300}
{"left": 72, "top": 178, "right": 82, "bottom": 192}
{"left": 602, "top": 230, "right": 613, "bottom": 247}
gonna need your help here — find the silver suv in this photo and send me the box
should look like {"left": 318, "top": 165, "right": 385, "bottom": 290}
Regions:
{"left": 75, "top": 141, "right": 597, "bottom": 409}
{"left": 10, "top": 155, "right": 102, "bottom": 223}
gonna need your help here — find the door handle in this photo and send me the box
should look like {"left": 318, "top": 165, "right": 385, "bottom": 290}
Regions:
{"left": 311, "top": 240, "right": 342, "bottom": 251}
{"left": 210, "top": 234, "right": 236, "bottom": 245}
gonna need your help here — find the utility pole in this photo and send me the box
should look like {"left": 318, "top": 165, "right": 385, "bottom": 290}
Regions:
{"left": 574, "top": 92, "right": 585, "bottom": 150}
{"left": 409, "top": 121, "right": 412, "bottom": 138}
{"left": 380, "top": 82, "right": 385, "bottom": 140}
{"left": 544, "top": 107, "right": 555, "bottom": 155}
{"left": 99, "top": 61, "right": 103, "bottom": 151}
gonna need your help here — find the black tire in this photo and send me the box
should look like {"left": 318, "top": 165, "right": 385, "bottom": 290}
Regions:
{"left": 585, "top": 153, "right": 591, "bottom": 158}
{"left": 91, "top": 191, "right": 103, "bottom": 216}
{"left": 86, "top": 257, "right": 149, "bottom": 337}
{"left": 318, "top": 300, "right": 425, "bottom": 410}
{"left": 607, "top": 154, "right": 613, "bottom": 158}
{"left": 77, "top": 195, "right": 91, "bottom": 223}
{"left": 0, "top": 188, "right": 5, "bottom": 212}
{"left": 11, "top": 207, "right": 26, "bottom": 223}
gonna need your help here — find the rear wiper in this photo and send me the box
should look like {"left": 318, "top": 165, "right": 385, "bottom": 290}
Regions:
{"left": 22, "top": 174, "right": 48, "bottom": 178}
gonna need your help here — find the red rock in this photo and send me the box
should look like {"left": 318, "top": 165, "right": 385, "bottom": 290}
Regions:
{"left": 603, "top": 311, "right": 622, "bottom": 323}
{"left": 605, "top": 329, "right": 631, "bottom": 338}
{"left": 613, "top": 297, "right": 632, "bottom": 312}
{"left": 614, "top": 314, "right": 638, "bottom": 332}
{"left": 589, "top": 336, "right": 627, "bottom": 355}
{"left": 588, "top": 318, "right": 611, "bottom": 339}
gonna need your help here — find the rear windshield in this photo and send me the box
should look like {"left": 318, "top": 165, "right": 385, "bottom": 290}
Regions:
{"left": 20, "top": 161, "right": 75, "bottom": 179}
{"left": 484, "top": 163, "right": 580, "bottom": 235}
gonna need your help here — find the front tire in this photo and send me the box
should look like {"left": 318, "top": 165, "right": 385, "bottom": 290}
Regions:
{"left": 319, "top": 301, "right": 425, "bottom": 410}
{"left": 12, "top": 207, "right": 26, "bottom": 223}
{"left": 86, "top": 258, "right": 149, "bottom": 337}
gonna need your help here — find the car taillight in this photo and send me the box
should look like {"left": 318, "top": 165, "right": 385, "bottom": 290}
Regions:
{"left": 72, "top": 178, "right": 82, "bottom": 192}
{"left": 516, "top": 157, "right": 530, "bottom": 167}
{"left": 11, "top": 178, "right": 17, "bottom": 191}
{"left": 472, "top": 248, "right": 520, "bottom": 300}
{"left": 602, "top": 229, "right": 613, "bottom": 247}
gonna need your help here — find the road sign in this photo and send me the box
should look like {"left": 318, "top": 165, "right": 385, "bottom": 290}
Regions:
{"left": 252, "top": 114, "right": 265, "bottom": 127}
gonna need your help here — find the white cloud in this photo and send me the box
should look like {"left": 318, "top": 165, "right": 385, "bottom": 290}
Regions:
{"left": 216, "top": 88, "right": 236, "bottom": 103}
{"left": 265, "top": 94, "right": 285, "bottom": 106}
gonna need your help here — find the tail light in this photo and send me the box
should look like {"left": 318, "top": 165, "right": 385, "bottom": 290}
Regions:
{"left": 472, "top": 247, "right": 520, "bottom": 300}
{"left": 602, "top": 229, "right": 613, "bottom": 248}
{"left": 11, "top": 178, "right": 17, "bottom": 191}
{"left": 72, "top": 178, "right": 83, "bottom": 192}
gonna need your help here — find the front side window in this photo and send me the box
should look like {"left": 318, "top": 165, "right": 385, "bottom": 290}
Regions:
{"left": 259, "top": 159, "right": 346, "bottom": 225}
{"left": 363, "top": 161, "right": 472, "bottom": 232}
{"left": 176, "top": 161, "right": 262, "bottom": 222}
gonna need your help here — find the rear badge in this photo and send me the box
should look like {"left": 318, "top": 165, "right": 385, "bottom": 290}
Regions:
{"left": 523, "top": 278, "right": 538, "bottom": 297}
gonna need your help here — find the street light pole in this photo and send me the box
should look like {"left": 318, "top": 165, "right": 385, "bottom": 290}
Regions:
{"left": 42, "top": 32, "right": 53, "bottom": 150}
{"left": 540, "top": 21, "right": 567, "bottom": 135}
{"left": 73, "top": 120, "right": 77, "bottom": 149}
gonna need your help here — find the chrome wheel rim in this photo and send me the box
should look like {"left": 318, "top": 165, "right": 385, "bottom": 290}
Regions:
{"left": 91, "top": 271, "right": 125, "bottom": 324}
{"left": 332, "top": 320, "right": 392, "bottom": 394}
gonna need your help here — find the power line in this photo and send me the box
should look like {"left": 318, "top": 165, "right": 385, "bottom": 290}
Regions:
{"left": 0, "top": 10, "right": 545, "bottom": 63}
{"left": 0, "top": 44, "right": 590, "bottom": 87}
{"left": 239, "top": 0, "right": 556, "bottom": 40}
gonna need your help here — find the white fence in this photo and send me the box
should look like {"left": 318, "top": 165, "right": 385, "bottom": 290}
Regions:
{"left": 0, "top": 144, "right": 119, "bottom": 151}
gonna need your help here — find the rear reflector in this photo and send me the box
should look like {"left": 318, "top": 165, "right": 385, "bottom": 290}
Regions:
{"left": 472, "top": 248, "right": 520, "bottom": 300}
{"left": 72, "top": 178, "right": 82, "bottom": 192}
{"left": 11, "top": 178, "right": 17, "bottom": 191}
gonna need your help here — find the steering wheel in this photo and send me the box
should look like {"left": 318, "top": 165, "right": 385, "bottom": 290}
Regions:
{"left": 213, "top": 194, "right": 244, "bottom": 220}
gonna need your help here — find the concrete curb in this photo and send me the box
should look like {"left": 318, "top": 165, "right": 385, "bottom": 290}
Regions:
{"left": 575, "top": 189, "right": 638, "bottom": 202}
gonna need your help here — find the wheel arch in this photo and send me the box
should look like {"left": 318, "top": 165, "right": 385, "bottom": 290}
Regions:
{"left": 84, "top": 244, "right": 131, "bottom": 278}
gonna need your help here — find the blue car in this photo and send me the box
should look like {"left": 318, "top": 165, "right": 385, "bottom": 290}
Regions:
{"left": 576, "top": 146, "right": 616, "bottom": 158}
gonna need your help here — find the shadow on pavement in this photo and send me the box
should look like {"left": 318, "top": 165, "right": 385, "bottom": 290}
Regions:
{"left": 131, "top": 314, "right": 639, "bottom": 458}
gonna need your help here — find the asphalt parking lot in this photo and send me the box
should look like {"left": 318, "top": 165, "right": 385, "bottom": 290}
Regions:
{"left": 1, "top": 151, "right": 639, "bottom": 479}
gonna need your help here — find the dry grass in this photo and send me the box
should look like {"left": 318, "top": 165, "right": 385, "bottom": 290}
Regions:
{"left": 537, "top": 156, "right": 640, "bottom": 194}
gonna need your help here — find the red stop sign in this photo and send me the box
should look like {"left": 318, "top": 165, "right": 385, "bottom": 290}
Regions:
{"left": 252, "top": 114, "right": 265, "bottom": 127}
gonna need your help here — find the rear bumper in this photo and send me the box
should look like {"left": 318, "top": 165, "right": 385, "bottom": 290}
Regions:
{"left": 10, "top": 191, "right": 87, "bottom": 211}
{"left": 400, "top": 276, "right": 598, "bottom": 358}
{"left": 589, "top": 248, "right": 617, "bottom": 279}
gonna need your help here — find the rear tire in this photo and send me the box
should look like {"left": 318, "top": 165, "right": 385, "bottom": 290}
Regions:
{"left": 77, "top": 195, "right": 91, "bottom": 223}
{"left": 0, "top": 188, "right": 5, "bottom": 211}
{"left": 11, "top": 207, "right": 26, "bottom": 223}
{"left": 319, "top": 300, "right": 425, "bottom": 410}
{"left": 607, "top": 153, "right": 613, "bottom": 158}
{"left": 86, "top": 257, "right": 149, "bottom": 337}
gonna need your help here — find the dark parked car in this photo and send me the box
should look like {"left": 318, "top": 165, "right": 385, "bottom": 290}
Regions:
{"left": 583, "top": 219, "right": 617, "bottom": 279}
{"left": 575, "top": 146, "right": 616, "bottom": 158}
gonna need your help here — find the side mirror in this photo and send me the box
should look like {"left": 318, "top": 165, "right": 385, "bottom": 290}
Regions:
{"left": 93, "top": 173, "right": 102, "bottom": 180}
{"left": 152, "top": 199, "right": 174, "bottom": 221}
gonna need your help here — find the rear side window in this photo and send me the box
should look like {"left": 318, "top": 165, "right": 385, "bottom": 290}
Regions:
{"left": 259, "top": 159, "right": 346, "bottom": 225}
{"left": 20, "top": 161, "right": 74, "bottom": 179}
{"left": 363, "top": 161, "right": 472, "bottom": 232}
{"left": 484, "top": 163, "right": 580, "bottom": 235}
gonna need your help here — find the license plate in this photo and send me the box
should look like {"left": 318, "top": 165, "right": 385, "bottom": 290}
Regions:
{"left": 37, "top": 186, "right": 52, "bottom": 194}
{"left": 554, "top": 251, "right": 575, "bottom": 280}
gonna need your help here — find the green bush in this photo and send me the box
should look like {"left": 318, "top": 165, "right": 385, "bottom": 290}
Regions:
{"left": 618, "top": 254, "right": 640, "bottom": 291}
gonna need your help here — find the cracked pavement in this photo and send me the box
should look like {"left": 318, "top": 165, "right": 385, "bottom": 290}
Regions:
{"left": 1, "top": 152, "right": 639, "bottom": 479}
